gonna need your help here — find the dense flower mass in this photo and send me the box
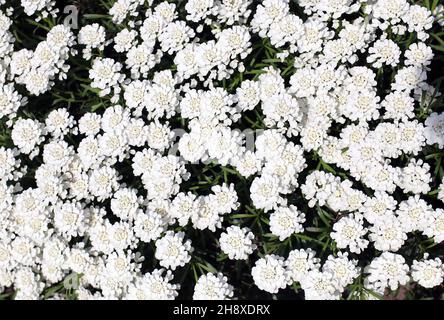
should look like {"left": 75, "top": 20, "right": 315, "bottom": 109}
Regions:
{"left": 0, "top": 0, "right": 444, "bottom": 300}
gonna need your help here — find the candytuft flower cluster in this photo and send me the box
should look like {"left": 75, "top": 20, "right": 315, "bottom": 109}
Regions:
{"left": 0, "top": 0, "right": 444, "bottom": 300}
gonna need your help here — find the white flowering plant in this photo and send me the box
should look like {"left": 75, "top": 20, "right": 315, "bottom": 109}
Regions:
{"left": 0, "top": 0, "right": 444, "bottom": 301}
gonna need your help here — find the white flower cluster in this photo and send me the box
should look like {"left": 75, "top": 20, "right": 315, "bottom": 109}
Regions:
{"left": 1, "top": 0, "right": 444, "bottom": 300}
{"left": 16, "top": 25, "right": 76, "bottom": 95}
{"left": 0, "top": 21, "right": 76, "bottom": 128}
{"left": 193, "top": 273, "right": 234, "bottom": 300}
{"left": 20, "top": 0, "right": 58, "bottom": 20}
{"left": 251, "top": 250, "right": 359, "bottom": 300}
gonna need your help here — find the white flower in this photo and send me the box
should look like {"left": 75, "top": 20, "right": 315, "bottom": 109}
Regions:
{"left": 200, "top": 87, "right": 237, "bottom": 125}
{"left": 424, "top": 112, "right": 444, "bottom": 148}
{"left": 131, "top": 148, "right": 159, "bottom": 177}
{"left": 301, "top": 171, "right": 340, "bottom": 208}
{"left": 261, "top": 92, "right": 302, "bottom": 136}
{"left": 251, "top": 254, "right": 290, "bottom": 294}
{"left": 146, "top": 121, "right": 173, "bottom": 152}
{"left": 113, "top": 29, "right": 137, "bottom": 53}
{"left": 0, "top": 147, "right": 20, "bottom": 181}
{"left": 154, "top": 1, "right": 177, "bottom": 24}
{"left": 250, "top": 174, "right": 285, "bottom": 212}
{"left": 344, "top": 66, "right": 377, "bottom": 92}
{"left": 78, "top": 113, "right": 101, "bottom": 136}
{"left": 89, "top": 57, "right": 125, "bottom": 97}
{"left": 368, "top": 215, "right": 407, "bottom": 252}
{"left": 300, "top": 119, "right": 330, "bottom": 152}
{"left": 251, "top": 0, "right": 290, "bottom": 36}
{"left": 423, "top": 209, "right": 444, "bottom": 243}
{"left": 101, "top": 104, "right": 130, "bottom": 133}
{"left": 13, "top": 267, "right": 44, "bottom": 300}
{"left": 98, "top": 131, "right": 127, "bottom": 161}
{"left": 174, "top": 44, "right": 199, "bottom": 79}
{"left": 178, "top": 131, "right": 207, "bottom": 163}
{"left": 297, "top": 19, "right": 332, "bottom": 54}
{"left": 235, "top": 80, "right": 259, "bottom": 111}
{"left": 258, "top": 67, "right": 286, "bottom": 101}
{"left": 0, "top": 83, "right": 26, "bottom": 120}
{"left": 109, "top": 0, "right": 145, "bottom": 24}
{"left": 206, "top": 127, "right": 244, "bottom": 166}
{"left": 125, "top": 118, "right": 149, "bottom": 147}
{"left": 104, "top": 251, "right": 137, "bottom": 286}
{"left": 185, "top": 0, "right": 214, "bottom": 22}
{"left": 411, "top": 257, "right": 444, "bottom": 288}
{"left": 382, "top": 90, "right": 415, "bottom": 120}
{"left": 323, "top": 253, "right": 360, "bottom": 289}
{"left": 217, "top": 26, "right": 251, "bottom": 59}
{"left": 300, "top": 270, "right": 341, "bottom": 300}
{"left": 371, "top": 0, "right": 409, "bottom": 23}
{"left": 219, "top": 226, "right": 256, "bottom": 260}
{"left": 88, "top": 166, "right": 120, "bottom": 201}
{"left": 170, "top": 192, "right": 198, "bottom": 226}
{"left": 140, "top": 13, "right": 164, "bottom": 42}
{"left": 216, "top": 0, "right": 252, "bottom": 25}
{"left": 193, "top": 273, "right": 234, "bottom": 300}
{"left": 0, "top": 180, "right": 13, "bottom": 215}
{"left": 10, "top": 237, "right": 41, "bottom": 267}
{"left": 359, "top": 162, "right": 399, "bottom": 193}
{"left": 155, "top": 231, "right": 192, "bottom": 270}
{"left": 398, "top": 120, "right": 426, "bottom": 155}
{"left": 3, "top": 0, "right": 444, "bottom": 300}
{"left": 361, "top": 191, "right": 397, "bottom": 224}
{"left": 43, "top": 140, "right": 74, "bottom": 169}
{"left": 126, "top": 269, "right": 179, "bottom": 300}
{"left": 159, "top": 21, "right": 195, "bottom": 54}
{"left": 268, "top": 14, "right": 303, "bottom": 47}
{"left": 126, "top": 42, "right": 159, "bottom": 78}
{"left": 364, "top": 252, "right": 410, "bottom": 292}
{"left": 88, "top": 220, "right": 112, "bottom": 255}
{"left": 405, "top": 42, "right": 433, "bottom": 67}
{"left": 110, "top": 188, "right": 141, "bottom": 221}
{"left": 269, "top": 205, "right": 305, "bottom": 240}
{"left": 144, "top": 83, "right": 178, "bottom": 119}
{"left": 134, "top": 210, "right": 166, "bottom": 243}
{"left": 11, "top": 118, "right": 45, "bottom": 156}
{"left": 9, "top": 49, "right": 33, "bottom": 78}
{"left": 326, "top": 180, "right": 367, "bottom": 212}
{"left": 367, "top": 39, "right": 401, "bottom": 68}
{"left": 191, "top": 196, "right": 224, "bottom": 232}
{"left": 231, "top": 151, "right": 262, "bottom": 178}
{"left": 46, "top": 24, "right": 75, "bottom": 53}
{"left": 393, "top": 66, "right": 427, "bottom": 92}
{"left": 45, "top": 108, "right": 75, "bottom": 137}
{"left": 21, "top": 0, "right": 56, "bottom": 17}
{"left": 209, "top": 183, "right": 239, "bottom": 214}
{"left": 123, "top": 80, "right": 149, "bottom": 112}
{"left": 343, "top": 89, "right": 380, "bottom": 122}
{"left": 289, "top": 67, "right": 317, "bottom": 98}
{"left": 397, "top": 196, "right": 434, "bottom": 234}
{"left": 53, "top": 201, "right": 87, "bottom": 239}
{"left": 77, "top": 136, "right": 102, "bottom": 169}
{"left": 372, "top": 122, "right": 402, "bottom": 158}
{"left": 331, "top": 214, "right": 369, "bottom": 254}
{"left": 79, "top": 24, "right": 106, "bottom": 48}
{"left": 397, "top": 159, "right": 431, "bottom": 195}
{"left": 255, "top": 129, "right": 286, "bottom": 160}
{"left": 403, "top": 5, "right": 434, "bottom": 40}
{"left": 285, "top": 248, "right": 320, "bottom": 283}
{"left": 108, "top": 221, "right": 136, "bottom": 252}
{"left": 22, "top": 68, "right": 51, "bottom": 96}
